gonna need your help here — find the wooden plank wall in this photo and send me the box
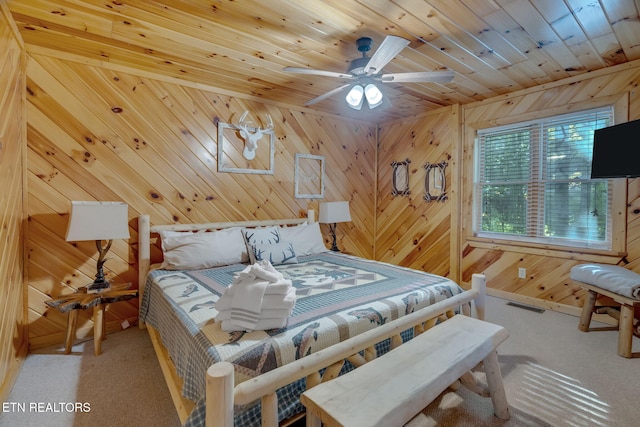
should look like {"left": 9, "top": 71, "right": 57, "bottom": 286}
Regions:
{"left": 16, "top": 25, "right": 640, "bottom": 351}
{"left": 0, "top": 3, "right": 27, "bottom": 402}
{"left": 376, "top": 106, "right": 461, "bottom": 282}
{"left": 460, "top": 60, "right": 640, "bottom": 313}
{"left": 375, "top": 59, "right": 640, "bottom": 315}
{"left": 25, "top": 53, "right": 377, "bottom": 349}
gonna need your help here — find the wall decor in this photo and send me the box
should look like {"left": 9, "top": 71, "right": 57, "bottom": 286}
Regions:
{"left": 295, "top": 153, "right": 325, "bottom": 199}
{"left": 424, "top": 161, "right": 448, "bottom": 202}
{"left": 391, "top": 159, "right": 411, "bottom": 196}
{"left": 217, "top": 113, "right": 275, "bottom": 174}
{"left": 234, "top": 111, "right": 274, "bottom": 161}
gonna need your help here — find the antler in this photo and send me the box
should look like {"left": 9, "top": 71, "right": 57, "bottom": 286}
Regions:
{"left": 234, "top": 111, "right": 274, "bottom": 160}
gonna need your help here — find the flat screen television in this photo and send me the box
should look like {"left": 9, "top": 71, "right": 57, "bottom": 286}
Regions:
{"left": 590, "top": 119, "right": 640, "bottom": 179}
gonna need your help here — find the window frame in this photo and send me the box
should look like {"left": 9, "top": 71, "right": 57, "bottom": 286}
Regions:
{"left": 463, "top": 98, "right": 628, "bottom": 259}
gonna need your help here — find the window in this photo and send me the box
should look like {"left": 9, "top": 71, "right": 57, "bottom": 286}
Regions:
{"left": 474, "top": 106, "right": 614, "bottom": 250}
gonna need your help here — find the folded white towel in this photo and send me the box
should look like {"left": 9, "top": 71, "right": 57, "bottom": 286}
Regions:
{"left": 222, "top": 261, "right": 292, "bottom": 299}
{"left": 216, "top": 287, "right": 296, "bottom": 312}
{"left": 233, "top": 260, "right": 283, "bottom": 283}
{"left": 215, "top": 308, "right": 292, "bottom": 322}
{"left": 220, "top": 317, "right": 289, "bottom": 332}
{"left": 229, "top": 279, "right": 269, "bottom": 330}
{"left": 215, "top": 261, "right": 296, "bottom": 331}
{"left": 228, "top": 261, "right": 286, "bottom": 330}
{"left": 223, "top": 281, "right": 292, "bottom": 297}
{"left": 250, "top": 260, "right": 284, "bottom": 282}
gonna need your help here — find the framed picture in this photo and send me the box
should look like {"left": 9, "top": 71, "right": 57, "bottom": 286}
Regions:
{"left": 391, "top": 159, "right": 411, "bottom": 197}
{"left": 217, "top": 122, "right": 275, "bottom": 174}
{"left": 424, "top": 161, "right": 448, "bottom": 202}
{"left": 295, "top": 153, "right": 325, "bottom": 199}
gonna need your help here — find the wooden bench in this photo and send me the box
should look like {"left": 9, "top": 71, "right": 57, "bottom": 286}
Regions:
{"left": 571, "top": 264, "right": 640, "bottom": 358}
{"left": 576, "top": 282, "right": 640, "bottom": 358}
{"left": 300, "top": 315, "right": 510, "bottom": 427}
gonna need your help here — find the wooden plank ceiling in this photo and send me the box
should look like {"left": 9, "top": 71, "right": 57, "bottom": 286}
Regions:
{"left": 8, "top": 0, "right": 640, "bottom": 122}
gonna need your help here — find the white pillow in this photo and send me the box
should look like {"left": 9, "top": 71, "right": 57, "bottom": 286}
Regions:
{"left": 158, "top": 229, "right": 214, "bottom": 253}
{"left": 159, "top": 230, "right": 188, "bottom": 252}
{"left": 279, "top": 222, "right": 328, "bottom": 256}
{"left": 160, "top": 227, "right": 248, "bottom": 270}
{"left": 241, "top": 226, "right": 282, "bottom": 263}
{"left": 252, "top": 241, "right": 298, "bottom": 265}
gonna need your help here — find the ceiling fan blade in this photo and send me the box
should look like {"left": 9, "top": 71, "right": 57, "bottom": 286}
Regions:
{"left": 380, "top": 70, "right": 455, "bottom": 83}
{"left": 283, "top": 66, "right": 354, "bottom": 79}
{"left": 304, "top": 84, "right": 351, "bottom": 106}
{"left": 364, "top": 35, "right": 410, "bottom": 75}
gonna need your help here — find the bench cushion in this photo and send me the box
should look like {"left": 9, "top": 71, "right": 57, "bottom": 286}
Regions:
{"left": 571, "top": 264, "right": 640, "bottom": 300}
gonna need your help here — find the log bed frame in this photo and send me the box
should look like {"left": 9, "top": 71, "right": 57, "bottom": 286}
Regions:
{"left": 137, "top": 211, "right": 487, "bottom": 427}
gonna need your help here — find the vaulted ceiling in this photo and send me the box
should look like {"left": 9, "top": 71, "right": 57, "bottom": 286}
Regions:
{"left": 8, "top": 0, "right": 640, "bottom": 122}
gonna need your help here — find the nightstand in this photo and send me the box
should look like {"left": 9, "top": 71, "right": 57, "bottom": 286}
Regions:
{"left": 45, "top": 283, "right": 138, "bottom": 355}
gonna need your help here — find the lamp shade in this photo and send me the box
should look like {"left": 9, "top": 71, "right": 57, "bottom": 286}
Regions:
{"left": 65, "top": 201, "right": 130, "bottom": 242}
{"left": 318, "top": 201, "right": 351, "bottom": 224}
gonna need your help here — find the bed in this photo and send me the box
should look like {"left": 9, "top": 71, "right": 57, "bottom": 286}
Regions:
{"left": 137, "top": 212, "right": 487, "bottom": 427}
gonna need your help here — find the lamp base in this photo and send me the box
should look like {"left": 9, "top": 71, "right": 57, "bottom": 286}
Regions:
{"left": 329, "top": 223, "right": 341, "bottom": 252}
{"left": 87, "top": 239, "right": 113, "bottom": 293}
{"left": 84, "top": 279, "right": 111, "bottom": 294}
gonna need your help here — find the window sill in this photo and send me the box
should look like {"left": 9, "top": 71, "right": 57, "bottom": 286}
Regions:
{"left": 465, "top": 236, "right": 627, "bottom": 263}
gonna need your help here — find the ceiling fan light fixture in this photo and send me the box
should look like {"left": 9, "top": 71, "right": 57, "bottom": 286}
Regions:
{"left": 346, "top": 85, "right": 364, "bottom": 110}
{"left": 284, "top": 35, "right": 452, "bottom": 109}
{"left": 364, "top": 83, "right": 383, "bottom": 108}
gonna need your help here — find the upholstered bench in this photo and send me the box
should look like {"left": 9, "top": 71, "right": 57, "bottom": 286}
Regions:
{"left": 571, "top": 264, "right": 640, "bottom": 358}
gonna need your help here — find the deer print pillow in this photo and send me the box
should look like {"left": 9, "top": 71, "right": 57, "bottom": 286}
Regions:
{"left": 241, "top": 226, "right": 282, "bottom": 263}
{"left": 251, "top": 241, "right": 298, "bottom": 266}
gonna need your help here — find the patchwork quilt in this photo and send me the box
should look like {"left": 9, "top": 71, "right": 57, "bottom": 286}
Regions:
{"left": 139, "top": 252, "right": 463, "bottom": 426}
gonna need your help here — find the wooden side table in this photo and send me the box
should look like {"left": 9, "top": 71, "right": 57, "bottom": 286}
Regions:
{"left": 45, "top": 283, "right": 138, "bottom": 356}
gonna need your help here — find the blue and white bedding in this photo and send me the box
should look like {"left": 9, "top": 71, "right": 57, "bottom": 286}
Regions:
{"left": 139, "top": 252, "right": 463, "bottom": 426}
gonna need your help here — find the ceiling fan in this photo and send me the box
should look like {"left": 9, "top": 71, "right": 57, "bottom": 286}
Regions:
{"left": 283, "top": 35, "right": 455, "bottom": 110}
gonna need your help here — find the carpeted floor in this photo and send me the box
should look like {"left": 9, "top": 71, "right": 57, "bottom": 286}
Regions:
{"left": 2, "top": 295, "right": 640, "bottom": 426}
{"left": 0, "top": 323, "right": 180, "bottom": 427}
{"left": 411, "top": 296, "right": 640, "bottom": 426}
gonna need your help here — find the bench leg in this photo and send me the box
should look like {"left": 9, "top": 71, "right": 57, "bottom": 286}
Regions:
{"left": 459, "top": 371, "right": 489, "bottom": 397}
{"left": 483, "top": 350, "right": 510, "bottom": 420}
{"left": 618, "top": 304, "right": 634, "bottom": 358}
{"left": 579, "top": 290, "right": 597, "bottom": 332}
{"left": 305, "top": 412, "right": 321, "bottom": 427}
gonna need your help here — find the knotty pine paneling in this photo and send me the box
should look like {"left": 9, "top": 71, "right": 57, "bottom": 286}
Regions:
{"left": 460, "top": 61, "right": 640, "bottom": 312}
{"left": 25, "top": 53, "right": 377, "bottom": 349}
{"left": 376, "top": 106, "right": 461, "bottom": 282}
{"left": 9, "top": 0, "right": 640, "bottom": 122}
{"left": 0, "top": 3, "right": 27, "bottom": 402}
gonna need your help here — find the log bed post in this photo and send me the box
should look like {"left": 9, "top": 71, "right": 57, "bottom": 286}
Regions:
{"left": 207, "top": 362, "right": 234, "bottom": 427}
{"left": 472, "top": 273, "right": 486, "bottom": 320}
{"left": 138, "top": 215, "right": 150, "bottom": 328}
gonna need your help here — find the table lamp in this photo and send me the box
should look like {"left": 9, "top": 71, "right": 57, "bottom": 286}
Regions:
{"left": 319, "top": 201, "right": 351, "bottom": 252}
{"left": 65, "top": 201, "right": 130, "bottom": 292}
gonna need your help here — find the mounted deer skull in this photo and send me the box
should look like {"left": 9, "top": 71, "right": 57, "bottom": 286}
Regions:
{"left": 233, "top": 111, "right": 274, "bottom": 160}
